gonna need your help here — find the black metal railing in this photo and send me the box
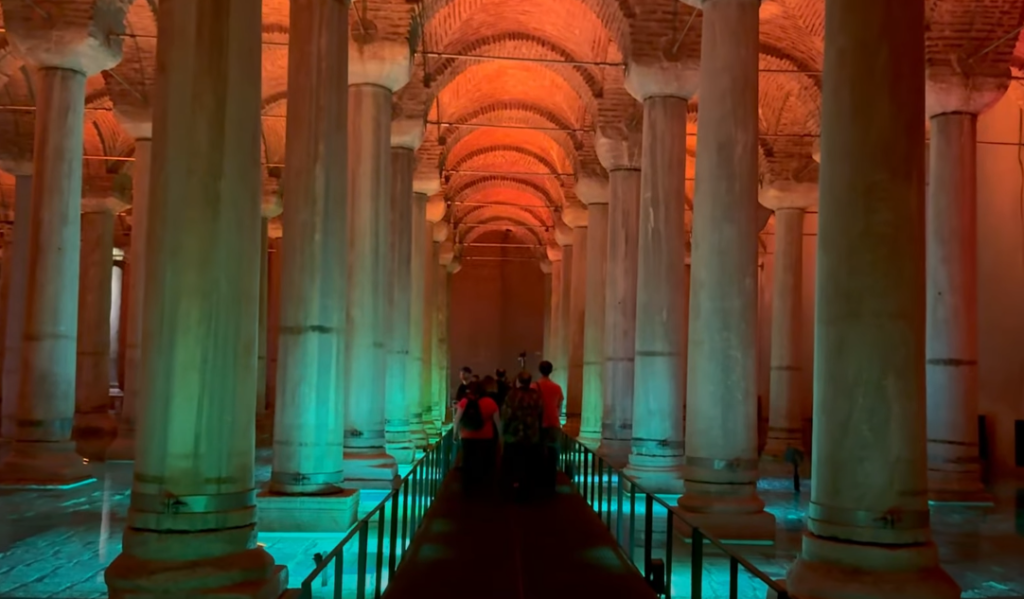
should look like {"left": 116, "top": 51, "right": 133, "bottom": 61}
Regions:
{"left": 297, "top": 429, "right": 456, "bottom": 599}
{"left": 560, "top": 436, "right": 791, "bottom": 599}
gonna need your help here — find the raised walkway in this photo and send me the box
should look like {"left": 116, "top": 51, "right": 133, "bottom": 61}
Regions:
{"left": 382, "top": 471, "right": 658, "bottom": 599}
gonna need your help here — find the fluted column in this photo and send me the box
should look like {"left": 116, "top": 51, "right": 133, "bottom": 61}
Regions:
{"left": 785, "top": 0, "right": 960, "bottom": 596}
{"left": 621, "top": 63, "right": 695, "bottom": 494}
{"left": 345, "top": 38, "right": 410, "bottom": 486}
{"left": 385, "top": 119, "right": 425, "bottom": 464}
{"left": 593, "top": 124, "right": 642, "bottom": 463}
{"left": 73, "top": 194, "right": 129, "bottom": 460}
{"left": 760, "top": 183, "right": 817, "bottom": 458}
{"left": 104, "top": 1, "right": 286, "bottom": 595}
{"left": 423, "top": 208, "right": 447, "bottom": 436}
{"left": 576, "top": 180, "right": 607, "bottom": 446}
{"left": 256, "top": 193, "right": 281, "bottom": 420}
{"left": 107, "top": 132, "right": 151, "bottom": 462}
{"left": 436, "top": 239, "right": 456, "bottom": 424}
{"left": 923, "top": 74, "right": 1006, "bottom": 505}
{"left": 1, "top": 173, "right": 32, "bottom": 444}
{"left": 0, "top": 3, "right": 126, "bottom": 485}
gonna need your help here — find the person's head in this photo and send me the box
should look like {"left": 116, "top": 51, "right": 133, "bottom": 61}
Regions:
{"left": 466, "top": 381, "right": 483, "bottom": 399}
{"left": 482, "top": 375, "right": 498, "bottom": 395}
{"left": 495, "top": 368, "right": 507, "bottom": 381}
{"left": 460, "top": 366, "right": 472, "bottom": 383}
{"left": 539, "top": 360, "right": 553, "bottom": 377}
{"left": 471, "top": 374, "right": 480, "bottom": 382}
{"left": 516, "top": 371, "right": 533, "bottom": 389}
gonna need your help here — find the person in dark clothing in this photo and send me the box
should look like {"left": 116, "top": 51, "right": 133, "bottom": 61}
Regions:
{"left": 500, "top": 371, "right": 544, "bottom": 500}
{"left": 494, "top": 368, "right": 511, "bottom": 409}
{"left": 453, "top": 366, "right": 473, "bottom": 411}
{"left": 454, "top": 382, "right": 502, "bottom": 496}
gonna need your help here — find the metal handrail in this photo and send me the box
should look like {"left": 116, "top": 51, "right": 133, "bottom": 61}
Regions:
{"left": 297, "top": 429, "right": 456, "bottom": 599}
{"left": 560, "top": 436, "right": 792, "bottom": 599}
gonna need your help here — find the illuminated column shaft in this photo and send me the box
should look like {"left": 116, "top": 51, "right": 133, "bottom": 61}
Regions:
{"left": 411, "top": 184, "right": 443, "bottom": 445}
{"left": 593, "top": 124, "right": 642, "bottom": 461}
{"left": 760, "top": 184, "right": 817, "bottom": 458}
{"left": 107, "top": 136, "right": 151, "bottom": 461}
{"left": 546, "top": 248, "right": 563, "bottom": 369}
{"left": 434, "top": 243, "right": 455, "bottom": 423}
{"left": 0, "top": 66, "right": 92, "bottom": 486}
{"left": 422, "top": 219, "right": 446, "bottom": 437}
{"left": 105, "top": 0, "right": 287, "bottom": 596}
{"left": 565, "top": 215, "right": 588, "bottom": 434}
{"left": 0, "top": 229, "right": 10, "bottom": 413}
{"left": 787, "top": 0, "right": 960, "bottom": 596}
{"left": 73, "top": 199, "right": 127, "bottom": 459}
{"left": 1, "top": 174, "right": 32, "bottom": 441}
{"left": 384, "top": 122, "right": 423, "bottom": 464}
{"left": 924, "top": 76, "right": 1005, "bottom": 503}
{"left": 345, "top": 39, "right": 409, "bottom": 484}
{"left": 555, "top": 232, "right": 573, "bottom": 395}
{"left": 576, "top": 181, "right": 606, "bottom": 446}
{"left": 541, "top": 262, "right": 553, "bottom": 359}
{"left": 256, "top": 217, "right": 269, "bottom": 416}
{"left": 623, "top": 67, "right": 692, "bottom": 494}
{"left": 270, "top": 0, "right": 349, "bottom": 495}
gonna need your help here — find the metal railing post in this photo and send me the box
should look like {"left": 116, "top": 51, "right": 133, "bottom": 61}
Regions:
{"left": 691, "top": 528, "right": 704, "bottom": 599}
{"left": 388, "top": 491, "right": 400, "bottom": 576}
{"left": 665, "top": 510, "right": 674, "bottom": 598}
{"left": 356, "top": 520, "right": 369, "bottom": 599}
{"left": 644, "top": 494, "right": 654, "bottom": 580}
{"left": 374, "top": 508, "right": 385, "bottom": 598}
{"left": 333, "top": 548, "right": 344, "bottom": 599}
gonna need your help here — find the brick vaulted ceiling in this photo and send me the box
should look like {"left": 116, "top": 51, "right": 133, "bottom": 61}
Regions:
{"left": 0, "top": 0, "right": 1021, "bottom": 252}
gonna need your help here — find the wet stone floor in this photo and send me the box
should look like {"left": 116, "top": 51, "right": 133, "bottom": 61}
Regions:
{"left": 1, "top": 442, "right": 1023, "bottom": 599}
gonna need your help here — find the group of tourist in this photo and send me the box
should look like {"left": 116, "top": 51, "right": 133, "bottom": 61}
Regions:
{"left": 451, "top": 361, "right": 565, "bottom": 499}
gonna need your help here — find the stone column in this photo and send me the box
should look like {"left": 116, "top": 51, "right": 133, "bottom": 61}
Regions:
{"left": 258, "top": 0, "right": 354, "bottom": 533}
{"left": 563, "top": 205, "right": 588, "bottom": 435}
{"left": 73, "top": 195, "right": 129, "bottom": 460}
{"left": 267, "top": 233, "right": 283, "bottom": 412}
{"left": 545, "top": 244, "right": 564, "bottom": 371}
{"left": 436, "top": 239, "right": 455, "bottom": 423}
{"left": 109, "top": 250, "right": 125, "bottom": 399}
{"left": 345, "top": 39, "right": 410, "bottom": 486}
{"left": 621, "top": 63, "right": 696, "bottom": 494}
{"left": 104, "top": 1, "right": 287, "bottom": 595}
{"left": 384, "top": 119, "right": 424, "bottom": 464}
{"left": 255, "top": 206, "right": 275, "bottom": 420}
{"left": 668, "top": 1, "right": 772, "bottom": 538}
{"left": 540, "top": 259, "right": 553, "bottom": 359}
{"left": 760, "top": 182, "right": 817, "bottom": 459}
{"left": 0, "top": 228, "right": 11, "bottom": 413}
{"left": 0, "top": 3, "right": 126, "bottom": 485}
{"left": 923, "top": 74, "right": 1006, "bottom": 505}
{"left": 785, "top": 0, "right": 960, "bottom": 596}
{"left": 423, "top": 208, "right": 446, "bottom": 437}
{"left": 409, "top": 179, "right": 441, "bottom": 447}
{"left": 577, "top": 179, "right": 608, "bottom": 447}
{"left": 1, "top": 173, "right": 32, "bottom": 443}
{"left": 107, "top": 131, "right": 151, "bottom": 462}
{"left": 554, "top": 222, "right": 573, "bottom": 395}
{"left": 594, "top": 123, "right": 642, "bottom": 463}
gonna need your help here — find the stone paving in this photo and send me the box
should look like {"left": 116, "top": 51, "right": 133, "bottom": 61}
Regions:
{"left": 1, "top": 443, "right": 1022, "bottom": 599}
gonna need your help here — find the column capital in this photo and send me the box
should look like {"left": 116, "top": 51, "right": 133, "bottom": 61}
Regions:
{"left": 81, "top": 174, "right": 131, "bottom": 213}
{"left": 268, "top": 218, "right": 283, "bottom": 239}
{"left": 0, "top": 156, "right": 33, "bottom": 177}
{"left": 811, "top": 138, "right": 821, "bottom": 164}
{"left": 2, "top": 0, "right": 126, "bottom": 74}
{"left": 546, "top": 243, "right": 563, "bottom": 262}
{"left": 562, "top": 200, "right": 589, "bottom": 227}
{"left": 426, "top": 196, "right": 447, "bottom": 224}
{"left": 81, "top": 195, "right": 130, "bottom": 215}
{"left": 625, "top": 59, "right": 700, "bottom": 101}
{"left": 117, "top": 113, "right": 153, "bottom": 141}
{"left": 575, "top": 175, "right": 609, "bottom": 206}
{"left": 438, "top": 239, "right": 455, "bottom": 265}
{"left": 539, "top": 257, "right": 553, "bottom": 274}
{"left": 432, "top": 220, "right": 450, "bottom": 242}
{"left": 414, "top": 174, "right": 441, "bottom": 197}
{"left": 392, "top": 117, "right": 425, "bottom": 150}
{"left": 554, "top": 218, "right": 573, "bottom": 246}
{"left": 595, "top": 120, "right": 642, "bottom": 171}
{"left": 350, "top": 39, "right": 411, "bottom": 92}
{"left": 447, "top": 255, "right": 463, "bottom": 274}
{"left": 759, "top": 180, "right": 818, "bottom": 211}
{"left": 925, "top": 69, "right": 1008, "bottom": 118}
{"left": 261, "top": 191, "right": 283, "bottom": 219}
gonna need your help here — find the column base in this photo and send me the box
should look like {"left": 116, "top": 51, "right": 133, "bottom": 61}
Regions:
{"left": 386, "top": 440, "right": 417, "bottom": 465}
{"left": 927, "top": 468, "right": 992, "bottom": 505}
{"left": 597, "top": 439, "right": 631, "bottom": 469}
{"left": 256, "top": 488, "right": 360, "bottom": 533}
{"left": 784, "top": 533, "right": 961, "bottom": 599}
{"left": 762, "top": 429, "right": 803, "bottom": 460}
{"left": 72, "top": 411, "right": 117, "bottom": 461}
{"left": 623, "top": 453, "right": 685, "bottom": 495}
{"left": 107, "top": 541, "right": 287, "bottom": 599}
{"left": 674, "top": 508, "right": 776, "bottom": 544}
{"left": 0, "top": 441, "right": 96, "bottom": 488}
{"left": 105, "top": 428, "right": 136, "bottom": 462}
{"left": 577, "top": 430, "right": 602, "bottom": 450}
{"left": 927, "top": 487, "right": 994, "bottom": 506}
{"left": 410, "top": 421, "right": 429, "bottom": 449}
{"left": 343, "top": 451, "right": 400, "bottom": 489}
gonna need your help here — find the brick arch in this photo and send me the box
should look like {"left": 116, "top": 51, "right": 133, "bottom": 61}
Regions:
{"left": 461, "top": 224, "right": 545, "bottom": 248}
{"left": 429, "top": 32, "right": 603, "bottom": 102}
{"left": 438, "top": 103, "right": 582, "bottom": 165}
{"left": 441, "top": 115, "right": 576, "bottom": 173}
{"left": 446, "top": 175, "right": 562, "bottom": 209}
{"left": 421, "top": 0, "right": 630, "bottom": 60}
{"left": 449, "top": 144, "right": 564, "bottom": 177}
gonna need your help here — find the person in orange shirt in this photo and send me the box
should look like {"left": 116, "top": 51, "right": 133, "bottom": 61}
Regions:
{"left": 453, "top": 382, "right": 502, "bottom": 496}
{"left": 533, "top": 360, "right": 564, "bottom": 492}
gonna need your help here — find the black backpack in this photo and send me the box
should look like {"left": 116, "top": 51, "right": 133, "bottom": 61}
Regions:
{"left": 461, "top": 397, "right": 485, "bottom": 431}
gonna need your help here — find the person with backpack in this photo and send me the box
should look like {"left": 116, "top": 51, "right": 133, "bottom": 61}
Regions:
{"left": 453, "top": 381, "right": 501, "bottom": 496}
{"left": 500, "top": 371, "right": 544, "bottom": 500}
